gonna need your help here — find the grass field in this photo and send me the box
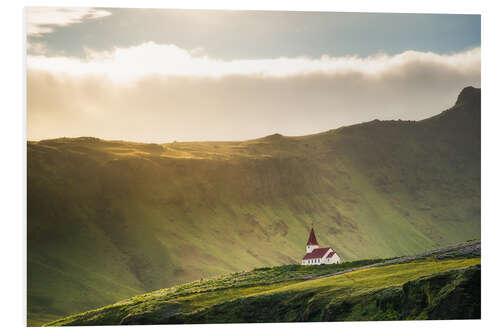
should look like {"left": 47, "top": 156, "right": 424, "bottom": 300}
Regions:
{"left": 28, "top": 87, "right": 481, "bottom": 325}
{"left": 46, "top": 245, "right": 480, "bottom": 326}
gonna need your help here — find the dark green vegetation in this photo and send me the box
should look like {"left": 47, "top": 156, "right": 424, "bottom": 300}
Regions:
{"left": 45, "top": 242, "right": 480, "bottom": 325}
{"left": 28, "top": 87, "right": 480, "bottom": 325}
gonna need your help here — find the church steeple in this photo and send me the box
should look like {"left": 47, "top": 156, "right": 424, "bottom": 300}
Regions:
{"left": 306, "top": 227, "right": 319, "bottom": 253}
{"left": 307, "top": 227, "right": 319, "bottom": 246}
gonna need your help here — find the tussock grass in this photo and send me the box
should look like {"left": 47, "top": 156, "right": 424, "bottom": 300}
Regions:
{"left": 46, "top": 256, "right": 480, "bottom": 326}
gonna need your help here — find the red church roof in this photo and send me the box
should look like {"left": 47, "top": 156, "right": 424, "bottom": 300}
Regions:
{"left": 307, "top": 228, "right": 319, "bottom": 246}
{"left": 326, "top": 251, "right": 337, "bottom": 258}
{"left": 302, "top": 247, "right": 332, "bottom": 260}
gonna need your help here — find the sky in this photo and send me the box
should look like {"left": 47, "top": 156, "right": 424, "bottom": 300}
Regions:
{"left": 26, "top": 7, "right": 481, "bottom": 142}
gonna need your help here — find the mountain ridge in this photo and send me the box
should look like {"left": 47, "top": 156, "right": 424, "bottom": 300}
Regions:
{"left": 30, "top": 86, "right": 480, "bottom": 146}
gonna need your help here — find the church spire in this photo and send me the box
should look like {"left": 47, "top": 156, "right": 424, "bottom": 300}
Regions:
{"left": 307, "top": 227, "right": 319, "bottom": 246}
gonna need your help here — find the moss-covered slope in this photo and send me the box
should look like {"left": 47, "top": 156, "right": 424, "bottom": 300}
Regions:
{"left": 45, "top": 242, "right": 480, "bottom": 325}
{"left": 28, "top": 87, "right": 480, "bottom": 325}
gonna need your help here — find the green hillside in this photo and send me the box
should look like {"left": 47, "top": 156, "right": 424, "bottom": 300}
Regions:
{"left": 27, "top": 87, "right": 480, "bottom": 326}
{"left": 45, "top": 241, "right": 481, "bottom": 325}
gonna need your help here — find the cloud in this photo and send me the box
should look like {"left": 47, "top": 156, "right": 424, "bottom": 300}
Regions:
{"left": 26, "top": 7, "right": 111, "bottom": 36}
{"left": 27, "top": 42, "right": 480, "bottom": 82}
{"left": 27, "top": 45, "right": 480, "bottom": 142}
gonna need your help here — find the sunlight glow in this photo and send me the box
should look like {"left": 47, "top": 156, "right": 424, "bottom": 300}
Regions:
{"left": 27, "top": 42, "right": 480, "bottom": 83}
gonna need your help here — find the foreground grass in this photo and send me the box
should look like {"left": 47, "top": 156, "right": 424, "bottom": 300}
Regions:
{"left": 266, "top": 257, "right": 479, "bottom": 296}
{"left": 46, "top": 256, "right": 480, "bottom": 326}
{"left": 44, "top": 258, "right": 383, "bottom": 326}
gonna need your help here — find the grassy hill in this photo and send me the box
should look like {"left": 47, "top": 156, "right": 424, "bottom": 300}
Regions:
{"left": 45, "top": 241, "right": 481, "bottom": 325}
{"left": 27, "top": 87, "right": 480, "bottom": 325}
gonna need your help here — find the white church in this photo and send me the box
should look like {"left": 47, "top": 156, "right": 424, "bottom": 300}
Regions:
{"left": 301, "top": 227, "right": 341, "bottom": 265}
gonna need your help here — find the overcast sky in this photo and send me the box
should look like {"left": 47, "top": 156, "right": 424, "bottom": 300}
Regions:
{"left": 26, "top": 8, "right": 481, "bottom": 143}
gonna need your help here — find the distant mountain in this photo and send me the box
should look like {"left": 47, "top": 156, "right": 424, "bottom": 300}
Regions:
{"left": 27, "top": 87, "right": 480, "bottom": 326}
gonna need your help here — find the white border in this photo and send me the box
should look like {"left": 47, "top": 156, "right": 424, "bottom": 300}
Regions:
{"left": 3, "top": 1, "right": 499, "bottom": 332}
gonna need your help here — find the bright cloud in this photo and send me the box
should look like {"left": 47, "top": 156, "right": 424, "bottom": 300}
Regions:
{"left": 26, "top": 7, "right": 111, "bottom": 36}
{"left": 27, "top": 42, "right": 480, "bottom": 82}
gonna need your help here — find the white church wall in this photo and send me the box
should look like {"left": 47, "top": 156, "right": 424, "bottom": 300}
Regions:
{"left": 306, "top": 244, "right": 319, "bottom": 254}
{"left": 331, "top": 253, "right": 341, "bottom": 264}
